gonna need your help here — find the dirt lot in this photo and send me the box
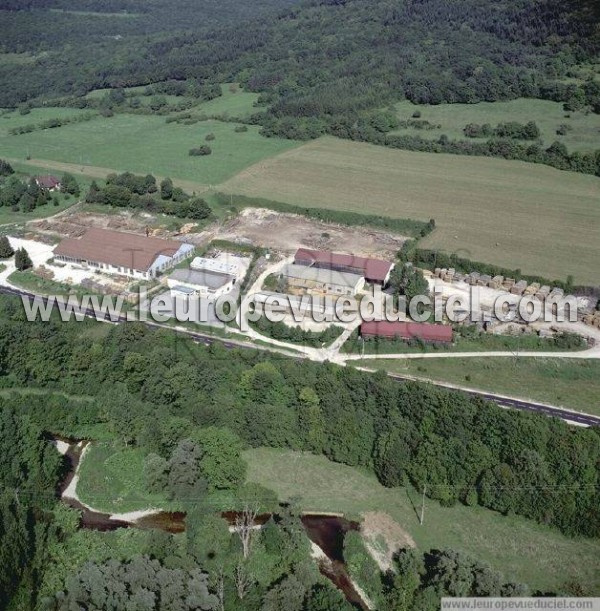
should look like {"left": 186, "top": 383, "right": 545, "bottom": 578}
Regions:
{"left": 216, "top": 207, "right": 406, "bottom": 259}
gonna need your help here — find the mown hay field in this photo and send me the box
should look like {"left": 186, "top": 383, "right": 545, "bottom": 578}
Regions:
{"left": 222, "top": 137, "right": 600, "bottom": 284}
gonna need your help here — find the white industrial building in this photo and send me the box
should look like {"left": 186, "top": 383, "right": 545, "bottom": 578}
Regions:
{"left": 167, "top": 268, "right": 236, "bottom": 299}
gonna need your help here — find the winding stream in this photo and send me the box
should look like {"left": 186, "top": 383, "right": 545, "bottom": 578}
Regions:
{"left": 52, "top": 435, "right": 369, "bottom": 608}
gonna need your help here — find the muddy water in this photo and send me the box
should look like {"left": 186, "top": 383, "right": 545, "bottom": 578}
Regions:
{"left": 301, "top": 514, "right": 368, "bottom": 610}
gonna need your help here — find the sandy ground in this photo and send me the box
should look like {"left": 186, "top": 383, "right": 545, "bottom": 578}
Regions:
{"left": 361, "top": 511, "right": 416, "bottom": 572}
{"left": 217, "top": 207, "right": 406, "bottom": 259}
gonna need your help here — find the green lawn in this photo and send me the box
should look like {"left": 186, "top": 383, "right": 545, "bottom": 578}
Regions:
{"left": 391, "top": 98, "right": 600, "bottom": 154}
{"left": 360, "top": 357, "right": 600, "bottom": 416}
{"left": 245, "top": 447, "right": 600, "bottom": 594}
{"left": 1, "top": 112, "right": 299, "bottom": 186}
{"left": 77, "top": 444, "right": 173, "bottom": 514}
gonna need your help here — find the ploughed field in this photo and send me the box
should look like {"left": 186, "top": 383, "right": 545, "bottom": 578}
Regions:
{"left": 222, "top": 136, "right": 600, "bottom": 285}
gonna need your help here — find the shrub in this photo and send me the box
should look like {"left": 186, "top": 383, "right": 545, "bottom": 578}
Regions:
{"left": 0, "top": 236, "right": 14, "bottom": 259}
{"left": 189, "top": 145, "right": 212, "bottom": 156}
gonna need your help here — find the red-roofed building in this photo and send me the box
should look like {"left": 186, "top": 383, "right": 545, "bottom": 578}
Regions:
{"left": 35, "top": 175, "right": 61, "bottom": 191}
{"left": 360, "top": 321, "right": 453, "bottom": 343}
{"left": 294, "top": 248, "right": 394, "bottom": 285}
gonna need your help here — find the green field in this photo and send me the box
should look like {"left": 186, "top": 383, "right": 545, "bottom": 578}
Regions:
{"left": 222, "top": 136, "right": 600, "bottom": 284}
{"left": 359, "top": 357, "right": 600, "bottom": 416}
{"left": 1, "top": 112, "right": 299, "bottom": 187}
{"left": 245, "top": 447, "right": 600, "bottom": 594}
{"left": 391, "top": 98, "right": 600, "bottom": 153}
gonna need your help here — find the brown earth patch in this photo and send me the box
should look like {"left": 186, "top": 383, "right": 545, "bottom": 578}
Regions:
{"left": 361, "top": 511, "right": 416, "bottom": 572}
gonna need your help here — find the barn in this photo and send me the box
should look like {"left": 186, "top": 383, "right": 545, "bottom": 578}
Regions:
{"left": 360, "top": 321, "right": 453, "bottom": 343}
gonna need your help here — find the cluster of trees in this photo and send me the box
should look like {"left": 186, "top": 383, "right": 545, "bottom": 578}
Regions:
{"left": 86, "top": 172, "right": 212, "bottom": 220}
{"left": 344, "top": 537, "right": 531, "bottom": 609}
{"left": 0, "top": 176, "right": 54, "bottom": 213}
{"left": 250, "top": 318, "right": 343, "bottom": 348}
{"left": 2, "top": 0, "right": 599, "bottom": 140}
{"left": 388, "top": 263, "right": 430, "bottom": 305}
{"left": 380, "top": 548, "right": 529, "bottom": 610}
{"left": 0, "top": 162, "right": 79, "bottom": 214}
{"left": 0, "top": 160, "right": 14, "bottom": 177}
{"left": 464, "top": 121, "right": 540, "bottom": 140}
{"left": 0, "top": 401, "right": 63, "bottom": 609}
{"left": 143, "top": 427, "right": 246, "bottom": 501}
{"left": 43, "top": 556, "right": 217, "bottom": 611}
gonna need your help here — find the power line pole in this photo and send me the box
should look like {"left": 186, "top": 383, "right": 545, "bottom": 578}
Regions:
{"left": 419, "top": 484, "right": 427, "bottom": 525}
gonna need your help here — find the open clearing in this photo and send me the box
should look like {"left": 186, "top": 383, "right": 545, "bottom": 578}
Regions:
{"left": 222, "top": 136, "right": 600, "bottom": 284}
{"left": 361, "top": 357, "right": 600, "bottom": 416}
{"left": 1, "top": 112, "right": 299, "bottom": 185}
{"left": 392, "top": 98, "right": 600, "bottom": 153}
{"left": 245, "top": 447, "right": 600, "bottom": 593}
{"left": 76, "top": 444, "right": 173, "bottom": 514}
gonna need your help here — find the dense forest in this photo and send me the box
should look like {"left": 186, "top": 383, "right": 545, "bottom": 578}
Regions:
{"left": 2, "top": 0, "right": 599, "bottom": 114}
{"left": 0, "top": 296, "right": 598, "bottom": 607}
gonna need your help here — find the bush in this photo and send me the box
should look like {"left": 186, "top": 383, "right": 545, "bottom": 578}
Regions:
{"left": 234, "top": 125, "right": 248, "bottom": 133}
{"left": 189, "top": 145, "right": 212, "bottom": 156}
{"left": 205, "top": 133, "right": 215, "bottom": 141}
{"left": 15, "top": 247, "right": 33, "bottom": 271}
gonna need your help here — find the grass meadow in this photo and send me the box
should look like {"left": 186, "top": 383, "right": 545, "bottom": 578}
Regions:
{"left": 245, "top": 447, "right": 600, "bottom": 594}
{"left": 76, "top": 444, "right": 173, "bottom": 514}
{"left": 196, "top": 83, "right": 260, "bottom": 119}
{"left": 391, "top": 98, "right": 600, "bottom": 153}
{"left": 1, "top": 112, "right": 299, "bottom": 187}
{"left": 222, "top": 136, "right": 600, "bottom": 284}
{"left": 360, "top": 357, "right": 600, "bottom": 416}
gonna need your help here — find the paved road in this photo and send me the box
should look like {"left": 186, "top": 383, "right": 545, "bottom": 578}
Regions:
{"left": 2, "top": 285, "right": 599, "bottom": 428}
